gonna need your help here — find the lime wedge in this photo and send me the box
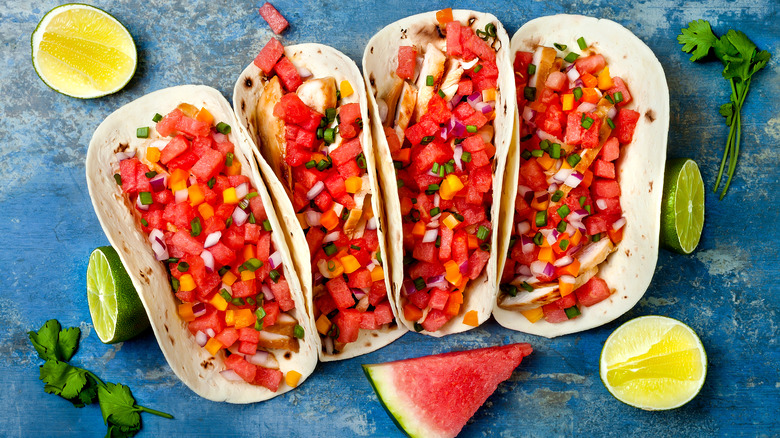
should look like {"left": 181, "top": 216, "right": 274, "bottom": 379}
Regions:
{"left": 31, "top": 4, "right": 137, "bottom": 99}
{"left": 600, "top": 316, "right": 707, "bottom": 410}
{"left": 87, "top": 246, "right": 149, "bottom": 343}
{"left": 660, "top": 158, "right": 704, "bottom": 254}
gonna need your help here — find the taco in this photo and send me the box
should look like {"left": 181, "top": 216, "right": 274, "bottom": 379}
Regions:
{"left": 86, "top": 85, "right": 318, "bottom": 402}
{"left": 232, "top": 41, "right": 406, "bottom": 360}
{"left": 362, "top": 9, "right": 516, "bottom": 336}
{"left": 493, "top": 15, "right": 669, "bottom": 337}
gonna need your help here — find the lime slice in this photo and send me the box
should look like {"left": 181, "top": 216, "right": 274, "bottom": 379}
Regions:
{"left": 87, "top": 246, "right": 149, "bottom": 343}
{"left": 660, "top": 158, "right": 704, "bottom": 254}
{"left": 31, "top": 4, "right": 137, "bottom": 99}
{"left": 600, "top": 316, "right": 707, "bottom": 410}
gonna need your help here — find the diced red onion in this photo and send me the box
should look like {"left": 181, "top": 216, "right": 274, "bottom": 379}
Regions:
{"left": 306, "top": 181, "right": 324, "bottom": 200}
{"left": 332, "top": 203, "right": 344, "bottom": 216}
{"left": 433, "top": 193, "right": 440, "bottom": 208}
{"left": 204, "top": 231, "right": 221, "bottom": 249}
{"left": 514, "top": 275, "right": 537, "bottom": 285}
{"left": 612, "top": 217, "right": 627, "bottom": 231}
{"left": 438, "top": 126, "right": 448, "bottom": 142}
{"left": 305, "top": 210, "right": 322, "bottom": 227}
{"left": 200, "top": 250, "right": 215, "bottom": 273}
{"left": 516, "top": 220, "right": 531, "bottom": 235}
{"left": 566, "top": 243, "right": 583, "bottom": 256}
{"left": 576, "top": 102, "right": 597, "bottom": 113}
{"left": 529, "top": 48, "right": 543, "bottom": 87}
{"left": 546, "top": 229, "right": 560, "bottom": 246}
{"left": 553, "top": 167, "right": 574, "bottom": 183}
{"left": 475, "top": 101, "right": 493, "bottom": 114}
{"left": 366, "top": 217, "right": 377, "bottom": 230}
{"left": 461, "top": 58, "right": 479, "bottom": 70}
{"left": 174, "top": 189, "right": 188, "bottom": 203}
{"left": 268, "top": 251, "right": 282, "bottom": 269}
{"left": 192, "top": 302, "right": 206, "bottom": 317}
{"left": 245, "top": 351, "right": 270, "bottom": 366}
{"left": 559, "top": 274, "right": 575, "bottom": 284}
{"left": 149, "top": 229, "right": 169, "bottom": 261}
{"left": 149, "top": 139, "right": 168, "bottom": 150}
{"left": 377, "top": 99, "right": 388, "bottom": 124}
{"left": 574, "top": 78, "right": 585, "bottom": 88}
{"left": 566, "top": 66, "right": 580, "bottom": 81}
{"left": 479, "top": 125, "right": 494, "bottom": 143}
{"left": 188, "top": 175, "right": 197, "bottom": 186}
{"left": 451, "top": 119, "right": 466, "bottom": 138}
{"left": 219, "top": 369, "right": 243, "bottom": 382}
{"left": 402, "top": 279, "right": 417, "bottom": 296}
{"left": 535, "top": 191, "right": 549, "bottom": 203}
{"left": 352, "top": 288, "right": 367, "bottom": 300}
{"left": 232, "top": 206, "right": 249, "bottom": 226}
{"left": 548, "top": 182, "right": 559, "bottom": 194}
{"left": 607, "top": 106, "right": 618, "bottom": 120}
{"left": 422, "top": 229, "right": 438, "bottom": 243}
{"left": 205, "top": 328, "right": 216, "bottom": 338}
{"left": 564, "top": 171, "right": 584, "bottom": 188}
{"left": 235, "top": 183, "right": 248, "bottom": 200}
{"left": 428, "top": 168, "right": 439, "bottom": 177}
{"left": 323, "top": 336, "right": 334, "bottom": 355}
{"left": 426, "top": 275, "right": 448, "bottom": 289}
{"left": 297, "top": 66, "right": 312, "bottom": 79}
{"left": 220, "top": 283, "right": 233, "bottom": 296}
{"left": 530, "top": 261, "right": 555, "bottom": 278}
{"left": 569, "top": 209, "right": 590, "bottom": 221}
{"left": 262, "top": 284, "right": 274, "bottom": 301}
{"left": 149, "top": 174, "right": 167, "bottom": 192}
{"left": 136, "top": 195, "right": 149, "bottom": 211}
{"left": 427, "top": 220, "right": 440, "bottom": 229}
{"left": 596, "top": 198, "right": 608, "bottom": 210}
{"left": 565, "top": 223, "right": 576, "bottom": 236}
{"left": 518, "top": 185, "right": 534, "bottom": 203}
{"left": 454, "top": 145, "right": 464, "bottom": 171}
{"left": 517, "top": 264, "right": 532, "bottom": 276}
{"left": 213, "top": 132, "right": 228, "bottom": 143}
{"left": 522, "top": 106, "right": 536, "bottom": 122}
{"left": 324, "top": 231, "right": 340, "bottom": 243}
{"left": 459, "top": 260, "right": 470, "bottom": 274}
{"left": 554, "top": 255, "right": 574, "bottom": 267}
{"left": 467, "top": 92, "right": 482, "bottom": 108}
{"left": 521, "top": 235, "right": 535, "bottom": 254}
{"left": 430, "top": 213, "right": 441, "bottom": 222}
{"left": 313, "top": 272, "right": 324, "bottom": 282}
{"left": 195, "top": 331, "right": 208, "bottom": 347}
{"left": 536, "top": 130, "right": 556, "bottom": 142}
{"left": 115, "top": 150, "right": 136, "bottom": 161}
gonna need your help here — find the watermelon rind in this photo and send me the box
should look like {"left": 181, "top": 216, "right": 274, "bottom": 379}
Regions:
{"left": 363, "top": 364, "right": 429, "bottom": 438}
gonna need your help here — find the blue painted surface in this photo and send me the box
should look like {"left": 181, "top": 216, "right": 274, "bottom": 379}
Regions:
{"left": 1, "top": 1, "right": 778, "bottom": 436}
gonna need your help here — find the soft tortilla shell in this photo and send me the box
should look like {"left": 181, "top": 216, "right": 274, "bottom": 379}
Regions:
{"left": 493, "top": 15, "right": 668, "bottom": 337}
{"left": 85, "top": 85, "right": 318, "bottom": 402}
{"left": 362, "top": 10, "right": 516, "bottom": 336}
{"left": 233, "top": 44, "right": 406, "bottom": 360}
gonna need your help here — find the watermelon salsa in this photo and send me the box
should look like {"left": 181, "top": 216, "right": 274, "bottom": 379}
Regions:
{"left": 115, "top": 104, "right": 305, "bottom": 391}
{"left": 253, "top": 39, "right": 396, "bottom": 354}
{"left": 380, "top": 13, "right": 501, "bottom": 332}
{"left": 498, "top": 38, "right": 639, "bottom": 323}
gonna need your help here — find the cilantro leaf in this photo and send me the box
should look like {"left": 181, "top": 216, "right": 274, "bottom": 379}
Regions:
{"left": 40, "top": 360, "right": 89, "bottom": 400}
{"left": 28, "top": 319, "right": 81, "bottom": 362}
{"left": 719, "top": 103, "right": 735, "bottom": 126}
{"left": 98, "top": 382, "right": 142, "bottom": 431}
{"left": 678, "top": 19, "right": 718, "bottom": 61}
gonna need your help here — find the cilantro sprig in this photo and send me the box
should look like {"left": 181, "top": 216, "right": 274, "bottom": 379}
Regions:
{"left": 28, "top": 320, "right": 173, "bottom": 437}
{"left": 678, "top": 20, "right": 771, "bottom": 199}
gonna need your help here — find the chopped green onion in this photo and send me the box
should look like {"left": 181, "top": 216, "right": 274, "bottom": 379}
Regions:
{"left": 427, "top": 183, "right": 440, "bottom": 192}
{"left": 246, "top": 297, "right": 256, "bottom": 306}
{"left": 533, "top": 232, "right": 544, "bottom": 246}
{"left": 531, "top": 149, "right": 544, "bottom": 158}
{"left": 564, "top": 52, "right": 580, "bottom": 63}
{"left": 477, "top": 225, "right": 489, "bottom": 240}
{"left": 327, "top": 260, "right": 336, "bottom": 271}
{"left": 207, "top": 177, "right": 216, "bottom": 189}
{"left": 453, "top": 212, "right": 464, "bottom": 222}
{"left": 592, "top": 233, "right": 602, "bottom": 242}
{"left": 225, "top": 217, "right": 233, "bottom": 227}
{"left": 438, "top": 89, "right": 445, "bottom": 98}
{"left": 324, "top": 128, "right": 336, "bottom": 144}
{"left": 461, "top": 151, "right": 472, "bottom": 162}
{"left": 414, "top": 322, "right": 423, "bottom": 332}
{"left": 269, "top": 269, "right": 280, "bottom": 283}
{"left": 217, "top": 266, "right": 230, "bottom": 276}
{"left": 397, "top": 179, "right": 404, "bottom": 188}
{"left": 554, "top": 43, "right": 567, "bottom": 51}
{"left": 444, "top": 162, "right": 455, "bottom": 174}
{"left": 577, "top": 37, "right": 587, "bottom": 50}
{"left": 607, "top": 118, "right": 616, "bottom": 130}
{"left": 323, "top": 243, "right": 337, "bottom": 256}
{"left": 565, "top": 306, "right": 581, "bottom": 319}
{"left": 539, "top": 140, "right": 551, "bottom": 151}
{"left": 426, "top": 75, "right": 434, "bottom": 86}
{"left": 248, "top": 212, "right": 256, "bottom": 224}
{"left": 376, "top": 250, "right": 382, "bottom": 265}
{"left": 145, "top": 171, "right": 157, "bottom": 179}
{"left": 305, "top": 160, "right": 316, "bottom": 169}
{"left": 520, "top": 134, "right": 533, "bottom": 142}
{"left": 255, "top": 306, "right": 266, "bottom": 321}
{"left": 231, "top": 298, "right": 245, "bottom": 306}
{"left": 430, "top": 207, "right": 441, "bottom": 217}
{"left": 350, "top": 244, "right": 361, "bottom": 251}
{"left": 567, "top": 153, "right": 581, "bottom": 167}
{"left": 171, "top": 278, "right": 179, "bottom": 291}
{"left": 152, "top": 113, "right": 163, "bottom": 123}
{"left": 356, "top": 153, "right": 367, "bottom": 169}
{"left": 243, "top": 258, "right": 263, "bottom": 272}
{"left": 393, "top": 160, "right": 404, "bottom": 169}
{"left": 326, "top": 108, "right": 337, "bottom": 122}
{"left": 473, "top": 64, "right": 483, "bottom": 73}
{"left": 293, "top": 325, "right": 305, "bottom": 339}
{"left": 524, "top": 86, "right": 536, "bottom": 101}
{"left": 403, "top": 255, "right": 414, "bottom": 265}
{"left": 113, "top": 174, "right": 122, "bottom": 186}
{"left": 177, "top": 262, "right": 189, "bottom": 272}
{"left": 432, "top": 163, "right": 440, "bottom": 173}
{"left": 220, "top": 289, "right": 232, "bottom": 301}
{"left": 216, "top": 122, "right": 231, "bottom": 134}
{"left": 136, "top": 127, "right": 149, "bottom": 138}
{"left": 559, "top": 239, "right": 570, "bottom": 251}
{"left": 225, "top": 152, "right": 234, "bottom": 167}
{"left": 190, "top": 217, "right": 202, "bottom": 237}
{"left": 520, "top": 150, "right": 531, "bottom": 160}
{"left": 480, "top": 243, "right": 491, "bottom": 252}
{"left": 316, "top": 159, "right": 330, "bottom": 171}
{"left": 550, "top": 143, "right": 561, "bottom": 159}
{"left": 585, "top": 205, "right": 592, "bottom": 214}
{"left": 557, "top": 205, "right": 570, "bottom": 218}
{"left": 138, "top": 191, "right": 153, "bottom": 205}
{"left": 411, "top": 198, "right": 417, "bottom": 204}
{"left": 239, "top": 198, "right": 250, "bottom": 210}
{"left": 551, "top": 190, "right": 564, "bottom": 202}
{"left": 557, "top": 221, "right": 567, "bottom": 233}
{"left": 535, "top": 211, "right": 547, "bottom": 227}
{"left": 573, "top": 87, "right": 583, "bottom": 101}
{"left": 521, "top": 281, "right": 534, "bottom": 292}
{"left": 527, "top": 64, "right": 536, "bottom": 75}
{"left": 485, "top": 23, "right": 496, "bottom": 37}
{"left": 581, "top": 115, "right": 594, "bottom": 129}
{"left": 502, "top": 284, "right": 518, "bottom": 297}
{"left": 263, "top": 219, "right": 272, "bottom": 231}
{"left": 438, "top": 165, "right": 445, "bottom": 177}
{"left": 413, "top": 277, "right": 426, "bottom": 291}
{"left": 141, "top": 218, "right": 148, "bottom": 227}
{"left": 435, "top": 236, "right": 441, "bottom": 248}
{"left": 579, "top": 196, "right": 587, "bottom": 207}
{"left": 614, "top": 91, "right": 624, "bottom": 104}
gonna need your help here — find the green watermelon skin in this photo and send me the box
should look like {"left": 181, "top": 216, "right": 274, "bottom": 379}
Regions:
{"left": 363, "top": 343, "right": 533, "bottom": 438}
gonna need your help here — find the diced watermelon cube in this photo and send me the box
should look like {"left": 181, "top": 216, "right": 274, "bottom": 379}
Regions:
{"left": 595, "top": 197, "right": 622, "bottom": 216}
{"left": 191, "top": 135, "right": 214, "bottom": 157}
{"left": 591, "top": 179, "right": 621, "bottom": 198}
{"left": 439, "top": 225, "right": 453, "bottom": 261}
{"left": 244, "top": 223, "right": 261, "bottom": 244}
{"left": 256, "top": 231, "right": 271, "bottom": 260}
{"left": 408, "top": 290, "right": 430, "bottom": 310}
{"left": 600, "top": 137, "right": 620, "bottom": 162}
{"left": 254, "top": 38, "right": 285, "bottom": 75}
{"left": 374, "top": 302, "right": 393, "bottom": 325}
{"left": 428, "top": 288, "right": 450, "bottom": 311}
{"left": 315, "top": 293, "right": 337, "bottom": 317}
{"left": 273, "top": 93, "right": 311, "bottom": 127}
{"left": 159, "top": 135, "right": 190, "bottom": 165}
{"left": 574, "top": 54, "right": 606, "bottom": 75}
{"left": 563, "top": 112, "right": 584, "bottom": 146}
{"left": 409, "top": 261, "right": 444, "bottom": 279}
{"left": 324, "top": 172, "right": 346, "bottom": 198}
{"left": 336, "top": 159, "right": 361, "bottom": 179}
{"left": 426, "top": 94, "right": 453, "bottom": 124}
{"left": 285, "top": 145, "right": 311, "bottom": 167}
{"left": 445, "top": 21, "right": 462, "bottom": 57}
{"left": 268, "top": 277, "right": 294, "bottom": 311}
{"left": 263, "top": 300, "right": 280, "bottom": 327}
{"left": 171, "top": 230, "right": 204, "bottom": 255}
{"left": 413, "top": 242, "right": 438, "bottom": 264}
{"left": 188, "top": 308, "right": 225, "bottom": 335}
{"left": 252, "top": 367, "right": 283, "bottom": 391}
{"left": 360, "top": 312, "right": 379, "bottom": 330}
{"left": 238, "top": 327, "right": 260, "bottom": 343}
{"left": 421, "top": 309, "right": 450, "bottom": 332}
{"left": 232, "top": 279, "right": 256, "bottom": 298}
{"left": 348, "top": 268, "right": 372, "bottom": 289}
{"left": 326, "top": 277, "right": 354, "bottom": 309}
{"left": 224, "top": 354, "right": 256, "bottom": 383}
{"left": 174, "top": 116, "right": 211, "bottom": 138}
{"left": 542, "top": 307, "right": 569, "bottom": 323}
{"left": 575, "top": 276, "right": 612, "bottom": 306}
{"left": 457, "top": 79, "right": 472, "bottom": 96}
{"left": 607, "top": 77, "right": 632, "bottom": 107}
{"left": 274, "top": 56, "right": 303, "bottom": 92}
{"left": 214, "top": 140, "right": 235, "bottom": 157}
{"left": 451, "top": 232, "right": 469, "bottom": 265}
{"left": 592, "top": 159, "right": 615, "bottom": 179}
{"left": 259, "top": 2, "right": 289, "bottom": 35}
{"left": 238, "top": 341, "right": 258, "bottom": 356}
{"left": 335, "top": 309, "right": 362, "bottom": 343}
{"left": 464, "top": 248, "right": 490, "bottom": 280}
{"left": 215, "top": 328, "right": 239, "bottom": 349}
{"left": 166, "top": 151, "right": 199, "bottom": 171}
{"left": 405, "top": 119, "right": 439, "bottom": 146}
{"left": 190, "top": 149, "right": 224, "bottom": 182}
{"left": 519, "top": 159, "right": 547, "bottom": 191}
{"left": 249, "top": 196, "right": 268, "bottom": 224}
{"left": 581, "top": 113, "right": 602, "bottom": 148}
{"left": 222, "top": 226, "right": 245, "bottom": 250}
{"left": 155, "top": 109, "right": 183, "bottom": 137}
{"left": 470, "top": 165, "right": 492, "bottom": 193}
{"left": 330, "top": 137, "right": 362, "bottom": 165}
{"left": 463, "top": 33, "right": 496, "bottom": 62}
{"left": 452, "top": 101, "right": 475, "bottom": 121}
{"left": 615, "top": 109, "right": 640, "bottom": 144}
{"left": 462, "top": 135, "right": 485, "bottom": 153}
{"left": 119, "top": 159, "right": 138, "bottom": 193}
{"left": 339, "top": 103, "right": 362, "bottom": 126}
{"left": 397, "top": 46, "right": 417, "bottom": 80}
{"left": 584, "top": 213, "right": 620, "bottom": 235}
{"left": 368, "top": 280, "right": 388, "bottom": 306}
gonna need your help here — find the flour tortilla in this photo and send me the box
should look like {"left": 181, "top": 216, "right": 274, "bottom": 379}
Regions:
{"left": 85, "top": 85, "right": 318, "bottom": 402}
{"left": 233, "top": 44, "right": 407, "bottom": 361}
{"left": 493, "top": 15, "right": 669, "bottom": 337}
{"left": 362, "top": 10, "right": 516, "bottom": 336}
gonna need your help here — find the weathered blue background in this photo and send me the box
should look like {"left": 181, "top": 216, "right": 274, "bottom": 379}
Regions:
{"left": 1, "top": 0, "right": 778, "bottom": 436}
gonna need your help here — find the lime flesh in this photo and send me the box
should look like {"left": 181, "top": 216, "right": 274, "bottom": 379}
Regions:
{"left": 87, "top": 246, "right": 148, "bottom": 343}
{"left": 660, "top": 158, "right": 704, "bottom": 254}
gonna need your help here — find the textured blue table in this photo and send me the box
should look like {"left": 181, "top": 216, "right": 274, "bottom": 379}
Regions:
{"left": 1, "top": 1, "right": 778, "bottom": 436}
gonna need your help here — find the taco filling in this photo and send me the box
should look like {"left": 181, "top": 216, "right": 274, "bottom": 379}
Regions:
{"left": 115, "top": 105, "right": 303, "bottom": 390}
{"left": 251, "top": 39, "right": 396, "bottom": 354}
{"left": 498, "top": 39, "right": 640, "bottom": 323}
{"left": 378, "top": 18, "right": 502, "bottom": 332}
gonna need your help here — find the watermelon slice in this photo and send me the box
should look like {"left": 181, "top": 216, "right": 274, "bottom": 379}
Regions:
{"left": 362, "top": 343, "right": 533, "bottom": 438}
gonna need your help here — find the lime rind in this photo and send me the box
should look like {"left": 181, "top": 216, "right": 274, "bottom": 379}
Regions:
{"left": 660, "top": 158, "right": 704, "bottom": 254}
{"left": 31, "top": 3, "right": 137, "bottom": 99}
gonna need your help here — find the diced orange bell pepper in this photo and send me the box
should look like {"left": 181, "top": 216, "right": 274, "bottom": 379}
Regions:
{"left": 467, "top": 234, "right": 479, "bottom": 249}
{"left": 188, "top": 184, "right": 205, "bottom": 206}
{"left": 570, "top": 229, "right": 583, "bottom": 246}
{"left": 345, "top": 176, "right": 362, "bottom": 193}
{"left": 198, "top": 203, "right": 214, "bottom": 220}
{"left": 439, "top": 174, "right": 465, "bottom": 200}
{"left": 557, "top": 259, "right": 581, "bottom": 277}
{"left": 462, "top": 310, "right": 479, "bottom": 327}
{"left": 582, "top": 88, "right": 600, "bottom": 104}
{"left": 326, "top": 258, "right": 345, "bottom": 277}
{"left": 146, "top": 146, "right": 161, "bottom": 163}
{"left": 285, "top": 370, "right": 302, "bottom": 388}
{"left": 242, "top": 244, "right": 256, "bottom": 261}
{"left": 392, "top": 148, "right": 411, "bottom": 164}
{"left": 178, "top": 303, "right": 195, "bottom": 322}
{"left": 177, "top": 103, "right": 198, "bottom": 117}
{"left": 234, "top": 308, "right": 256, "bottom": 329}
{"left": 537, "top": 155, "right": 556, "bottom": 170}
{"left": 581, "top": 169, "right": 594, "bottom": 188}
{"left": 403, "top": 303, "right": 423, "bottom": 322}
{"left": 581, "top": 73, "right": 598, "bottom": 88}
{"left": 531, "top": 197, "right": 549, "bottom": 211}
{"left": 435, "top": 7, "right": 453, "bottom": 24}
{"left": 223, "top": 187, "right": 239, "bottom": 204}
{"left": 225, "top": 310, "right": 236, "bottom": 326}
{"left": 240, "top": 269, "right": 256, "bottom": 281}
{"left": 316, "top": 314, "right": 332, "bottom": 335}
{"left": 340, "top": 80, "right": 354, "bottom": 98}
{"left": 412, "top": 221, "right": 427, "bottom": 237}
{"left": 538, "top": 247, "right": 555, "bottom": 263}
{"left": 442, "top": 213, "right": 461, "bottom": 230}
{"left": 340, "top": 255, "right": 361, "bottom": 274}
{"left": 320, "top": 209, "right": 340, "bottom": 231}
{"left": 520, "top": 307, "right": 544, "bottom": 323}
{"left": 400, "top": 197, "right": 414, "bottom": 215}
{"left": 370, "top": 265, "right": 385, "bottom": 282}
{"left": 484, "top": 142, "right": 496, "bottom": 159}
{"left": 561, "top": 94, "right": 575, "bottom": 111}
{"left": 481, "top": 88, "right": 497, "bottom": 102}
{"left": 559, "top": 278, "right": 575, "bottom": 297}
{"left": 597, "top": 67, "right": 614, "bottom": 90}
{"left": 209, "top": 293, "right": 229, "bottom": 311}
{"left": 204, "top": 338, "right": 223, "bottom": 356}
{"left": 444, "top": 260, "right": 461, "bottom": 285}
{"left": 444, "top": 295, "right": 461, "bottom": 317}
{"left": 179, "top": 274, "right": 196, "bottom": 292}
{"left": 222, "top": 271, "right": 238, "bottom": 286}
{"left": 553, "top": 233, "right": 571, "bottom": 255}
{"left": 608, "top": 227, "right": 624, "bottom": 244}
{"left": 225, "top": 159, "right": 242, "bottom": 176}
{"left": 195, "top": 107, "right": 214, "bottom": 124}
